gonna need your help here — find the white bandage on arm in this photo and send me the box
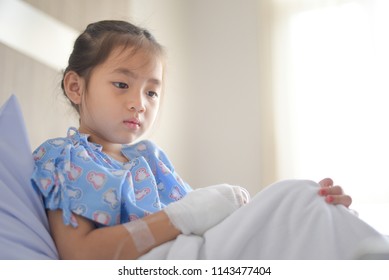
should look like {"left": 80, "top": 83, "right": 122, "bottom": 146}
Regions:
{"left": 164, "top": 184, "right": 244, "bottom": 236}
{"left": 208, "top": 184, "right": 251, "bottom": 206}
{"left": 122, "top": 219, "right": 156, "bottom": 253}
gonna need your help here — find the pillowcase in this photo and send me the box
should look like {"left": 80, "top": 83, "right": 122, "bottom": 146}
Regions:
{"left": 0, "top": 95, "right": 58, "bottom": 259}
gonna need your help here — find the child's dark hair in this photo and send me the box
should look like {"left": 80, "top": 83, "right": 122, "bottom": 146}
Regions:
{"left": 61, "top": 20, "right": 165, "bottom": 113}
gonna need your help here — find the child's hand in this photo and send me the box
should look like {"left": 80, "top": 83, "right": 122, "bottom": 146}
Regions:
{"left": 318, "top": 178, "right": 352, "bottom": 208}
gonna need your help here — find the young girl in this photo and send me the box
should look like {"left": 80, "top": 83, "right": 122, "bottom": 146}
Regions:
{"left": 31, "top": 20, "right": 380, "bottom": 260}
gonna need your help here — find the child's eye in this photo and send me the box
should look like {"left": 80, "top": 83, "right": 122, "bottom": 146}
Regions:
{"left": 147, "top": 91, "right": 159, "bottom": 98}
{"left": 113, "top": 82, "right": 128, "bottom": 89}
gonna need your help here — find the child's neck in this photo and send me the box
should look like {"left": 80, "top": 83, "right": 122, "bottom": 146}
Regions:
{"left": 79, "top": 128, "right": 129, "bottom": 163}
{"left": 102, "top": 145, "right": 129, "bottom": 163}
{"left": 103, "top": 148, "right": 128, "bottom": 162}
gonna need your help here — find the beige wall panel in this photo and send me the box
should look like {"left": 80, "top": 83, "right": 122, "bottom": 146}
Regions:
{"left": 24, "top": 0, "right": 131, "bottom": 31}
{"left": 0, "top": 43, "right": 77, "bottom": 150}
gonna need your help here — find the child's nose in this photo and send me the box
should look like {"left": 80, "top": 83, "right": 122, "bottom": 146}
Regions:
{"left": 128, "top": 92, "right": 146, "bottom": 113}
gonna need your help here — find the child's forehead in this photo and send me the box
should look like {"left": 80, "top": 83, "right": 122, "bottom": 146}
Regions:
{"left": 105, "top": 46, "right": 162, "bottom": 69}
{"left": 96, "top": 46, "right": 163, "bottom": 81}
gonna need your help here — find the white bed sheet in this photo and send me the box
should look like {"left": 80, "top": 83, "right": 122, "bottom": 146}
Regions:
{"left": 353, "top": 203, "right": 389, "bottom": 235}
{"left": 140, "top": 180, "right": 389, "bottom": 260}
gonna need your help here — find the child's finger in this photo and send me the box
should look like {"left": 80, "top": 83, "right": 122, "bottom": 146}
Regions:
{"left": 326, "top": 185, "right": 344, "bottom": 195}
{"left": 325, "top": 194, "right": 352, "bottom": 208}
{"left": 318, "top": 178, "right": 333, "bottom": 188}
{"left": 318, "top": 185, "right": 344, "bottom": 196}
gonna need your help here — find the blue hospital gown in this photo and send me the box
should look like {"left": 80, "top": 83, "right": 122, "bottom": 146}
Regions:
{"left": 31, "top": 127, "right": 192, "bottom": 227}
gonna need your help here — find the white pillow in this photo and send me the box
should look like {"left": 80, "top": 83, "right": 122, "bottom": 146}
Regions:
{"left": 0, "top": 95, "right": 58, "bottom": 259}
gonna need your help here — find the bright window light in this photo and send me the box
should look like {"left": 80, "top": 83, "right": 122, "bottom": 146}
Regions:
{"left": 276, "top": 1, "right": 389, "bottom": 232}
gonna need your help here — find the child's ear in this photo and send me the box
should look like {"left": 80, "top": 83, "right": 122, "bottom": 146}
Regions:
{"left": 63, "top": 71, "right": 85, "bottom": 105}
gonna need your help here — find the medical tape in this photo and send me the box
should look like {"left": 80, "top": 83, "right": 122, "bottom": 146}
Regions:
{"left": 122, "top": 219, "right": 156, "bottom": 253}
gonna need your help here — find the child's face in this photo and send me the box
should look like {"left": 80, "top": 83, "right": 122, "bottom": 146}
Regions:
{"left": 78, "top": 46, "right": 163, "bottom": 146}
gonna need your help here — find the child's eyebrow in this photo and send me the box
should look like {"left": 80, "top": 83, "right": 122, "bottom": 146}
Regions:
{"left": 112, "top": 67, "right": 136, "bottom": 77}
{"left": 111, "top": 67, "right": 161, "bottom": 85}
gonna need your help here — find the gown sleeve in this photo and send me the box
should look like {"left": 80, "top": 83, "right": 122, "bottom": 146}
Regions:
{"left": 31, "top": 137, "right": 80, "bottom": 227}
{"left": 31, "top": 135, "right": 125, "bottom": 228}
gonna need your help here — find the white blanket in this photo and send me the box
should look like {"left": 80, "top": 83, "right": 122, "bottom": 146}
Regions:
{"left": 140, "top": 180, "right": 389, "bottom": 259}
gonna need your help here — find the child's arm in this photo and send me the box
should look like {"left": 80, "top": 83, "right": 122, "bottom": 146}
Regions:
{"left": 48, "top": 184, "right": 245, "bottom": 259}
{"left": 48, "top": 209, "right": 178, "bottom": 259}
